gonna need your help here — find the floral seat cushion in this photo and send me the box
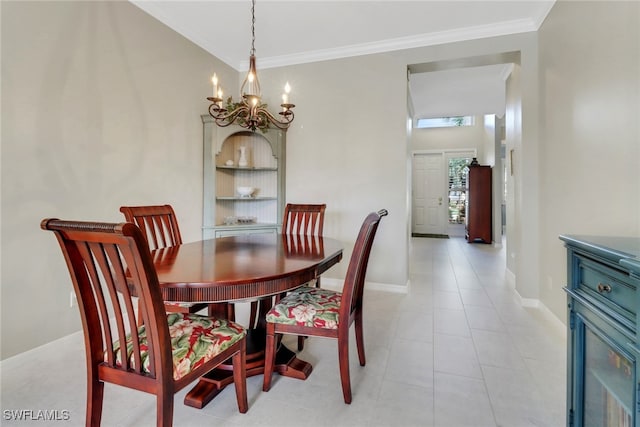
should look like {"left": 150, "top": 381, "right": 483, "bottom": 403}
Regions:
{"left": 164, "top": 301, "right": 199, "bottom": 308}
{"left": 109, "top": 313, "right": 246, "bottom": 380}
{"left": 266, "top": 287, "right": 341, "bottom": 329}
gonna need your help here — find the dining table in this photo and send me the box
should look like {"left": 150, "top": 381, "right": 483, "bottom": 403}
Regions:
{"left": 151, "top": 232, "right": 344, "bottom": 409}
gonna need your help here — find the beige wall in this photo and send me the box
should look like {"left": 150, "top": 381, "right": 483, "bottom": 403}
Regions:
{"left": 257, "top": 55, "right": 410, "bottom": 286}
{"left": 504, "top": 64, "right": 523, "bottom": 285}
{"left": 1, "top": 1, "right": 236, "bottom": 359}
{"left": 537, "top": 0, "right": 640, "bottom": 320}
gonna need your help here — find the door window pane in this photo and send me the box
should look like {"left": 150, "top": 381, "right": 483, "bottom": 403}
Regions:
{"left": 448, "top": 158, "right": 471, "bottom": 224}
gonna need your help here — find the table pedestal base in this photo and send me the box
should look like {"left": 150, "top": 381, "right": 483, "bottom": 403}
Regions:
{"left": 184, "top": 330, "right": 312, "bottom": 409}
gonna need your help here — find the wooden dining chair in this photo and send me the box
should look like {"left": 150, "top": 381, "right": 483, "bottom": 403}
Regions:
{"left": 281, "top": 203, "right": 326, "bottom": 237}
{"left": 41, "top": 219, "right": 248, "bottom": 427}
{"left": 249, "top": 203, "right": 326, "bottom": 350}
{"left": 119, "top": 205, "right": 210, "bottom": 318}
{"left": 262, "top": 209, "right": 388, "bottom": 404}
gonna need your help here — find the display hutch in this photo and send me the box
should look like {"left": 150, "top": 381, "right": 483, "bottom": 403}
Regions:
{"left": 561, "top": 235, "right": 640, "bottom": 427}
{"left": 202, "top": 115, "right": 286, "bottom": 239}
{"left": 465, "top": 162, "right": 492, "bottom": 243}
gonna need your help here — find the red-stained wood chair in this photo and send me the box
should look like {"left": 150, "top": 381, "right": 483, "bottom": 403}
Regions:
{"left": 249, "top": 203, "right": 326, "bottom": 350}
{"left": 41, "top": 218, "right": 248, "bottom": 426}
{"left": 281, "top": 203, "right": 326, "bottom": 237}
{"left": 119, "top": 205, "right": 212, "bottom": 318}
{"left": 262, "top": 209, "right": 387, "bottom": 404}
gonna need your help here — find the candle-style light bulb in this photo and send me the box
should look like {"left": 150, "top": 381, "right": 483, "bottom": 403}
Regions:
{"left": 212, "top": 73, "right": 218, "bottom": 97}
{"left": 248, "top": 72, "right": 255, "bottom": 83}
{"left": 283, "top": 82, "right": 292, "bottom": 106}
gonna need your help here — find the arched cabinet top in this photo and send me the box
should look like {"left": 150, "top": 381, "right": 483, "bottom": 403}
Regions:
{"left": 201, "top": 115, "right": 284, "bottom": 161}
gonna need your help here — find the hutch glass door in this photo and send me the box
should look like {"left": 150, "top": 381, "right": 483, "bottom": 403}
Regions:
{"left": 582, "top": 326, "right": 635, "bottom": 427}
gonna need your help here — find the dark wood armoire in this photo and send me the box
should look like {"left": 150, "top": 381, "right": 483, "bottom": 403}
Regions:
{"left": 465, "top": 164, "right": 492, "bottom": 243}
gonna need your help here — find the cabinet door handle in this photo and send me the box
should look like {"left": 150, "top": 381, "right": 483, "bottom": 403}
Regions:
{"left": 597, "top": 283, "right": 612, "bottom": 293}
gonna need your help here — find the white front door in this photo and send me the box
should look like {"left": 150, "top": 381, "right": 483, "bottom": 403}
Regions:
{"left": 412, "top": 153, "right": 445, "bottom": 235}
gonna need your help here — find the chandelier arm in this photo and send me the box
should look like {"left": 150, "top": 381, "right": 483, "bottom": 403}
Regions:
{"left": 214, "top": 118, "right": 238, "bottom": 128}
{"left": 255, "top": 106, "right": 294, "bottom": 130}
{"left": 209, "top": 104, "right": 249, "bottom": 122}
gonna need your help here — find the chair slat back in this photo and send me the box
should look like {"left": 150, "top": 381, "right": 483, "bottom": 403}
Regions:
{"left": 282, "top": 204, "right": 326, "bottom": 236}
{"left": 41, "top": 219, "right": 172, "bottom": 380}
{"left": 281, "top": 233, "right": 324, "bottom": 259}
{"left": 339, "top": 209, "right": 388, "bottom": 324}
{"left": 119, "top": 205, "right": 182, "bottom": 250}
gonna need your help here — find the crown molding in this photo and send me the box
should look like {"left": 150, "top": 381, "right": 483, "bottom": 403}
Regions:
{"left": 240, "top": 18, "right": 540, "bottom": 71}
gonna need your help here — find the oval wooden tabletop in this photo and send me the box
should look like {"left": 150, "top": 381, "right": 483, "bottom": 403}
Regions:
{"left": 152, "top": 233, "right": 343, "bottom": 303}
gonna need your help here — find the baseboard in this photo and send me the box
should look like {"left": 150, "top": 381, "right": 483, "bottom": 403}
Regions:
{"left": 505, "top": 267, "right": 566, "bottom": 338}
{"left": 513, "top": 289, "right": 566, "bottom": 339}
{"left": 538, "top": 301, "right": 567, "bottom": 339}
{"left": 505, "top": 267, "right": 516, "bottom": 288}
{"left": 321, "top": 277, "right": 409, "bottom": 294}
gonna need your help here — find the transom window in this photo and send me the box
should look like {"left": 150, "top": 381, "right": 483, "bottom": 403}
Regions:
{"left": 416, "top": 116, "right": 474, "bottom": 129}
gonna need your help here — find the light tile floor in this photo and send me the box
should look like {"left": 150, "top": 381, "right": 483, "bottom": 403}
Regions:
{"left": 1, "top": 237, "right": 566, "bottom": 426}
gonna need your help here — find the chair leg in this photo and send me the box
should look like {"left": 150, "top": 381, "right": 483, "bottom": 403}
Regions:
{"left": 297, "top": 279, "right": 318, "bottom": 351}
{"left": 157, "top": 392, "right": 173, "bottom": 427}
{"left": 226, "top": 303, "right": 236, "bottom": 322}
{"left": 207, "top": 302, "right": 230, "bottom": 319}
{"left": 248, "top": 300, "right": 258, "bottom": 328}
{"left": 354, "top": 311, "right": 366, "bottom": 366}
{"left": 86, "top": 375, "right": 104, "bottom": 427}
{"left": 232, "top": 340, "right": 248, "bottom": 413}
{"left": 337, "top": 334, "right": 352, "bottom": 404}
{"left": 262, "top": 323, "right": 277, "bottom": 392}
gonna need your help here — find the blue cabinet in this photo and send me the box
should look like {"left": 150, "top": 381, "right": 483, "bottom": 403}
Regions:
{"left": 561, "top": 235, "right": 640, "bottom": 426}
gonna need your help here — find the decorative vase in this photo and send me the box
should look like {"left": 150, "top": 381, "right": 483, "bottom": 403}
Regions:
{"left": 238, "top": 146, "right": 248, "bottom": 167}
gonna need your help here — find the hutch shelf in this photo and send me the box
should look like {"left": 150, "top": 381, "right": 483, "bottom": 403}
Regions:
{"left": 561, "top": 235, "right": 640, "bottom": 427}
{"left": 202, "top": 115, "right": 286, "bottom": 239}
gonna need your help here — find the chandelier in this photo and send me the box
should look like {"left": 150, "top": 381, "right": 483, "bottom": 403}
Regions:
{"left": 207, "top": 0, "right": 295, "bottom": 132}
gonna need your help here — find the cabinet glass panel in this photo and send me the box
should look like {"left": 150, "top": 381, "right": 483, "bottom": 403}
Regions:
{"left": 584, "top": 327, "right": 634, "bottom": 427}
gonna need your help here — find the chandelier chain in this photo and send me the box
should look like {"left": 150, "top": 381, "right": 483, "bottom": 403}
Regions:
{"left": 250, "top": 0, "right": 256, "bottom": 56}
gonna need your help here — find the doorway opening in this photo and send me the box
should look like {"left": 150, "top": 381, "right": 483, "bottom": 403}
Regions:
{"left": 411, "top": 150, "right": 475, "bottom": 238}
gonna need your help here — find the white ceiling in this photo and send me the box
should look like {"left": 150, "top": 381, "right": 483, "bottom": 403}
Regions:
{"left": 131, "top": 0, "right": 554, "bottom": 119}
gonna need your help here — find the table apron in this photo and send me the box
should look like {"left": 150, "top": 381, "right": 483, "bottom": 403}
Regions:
{"left": 161, "top": 269, "right": 321, "bottom": 303}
